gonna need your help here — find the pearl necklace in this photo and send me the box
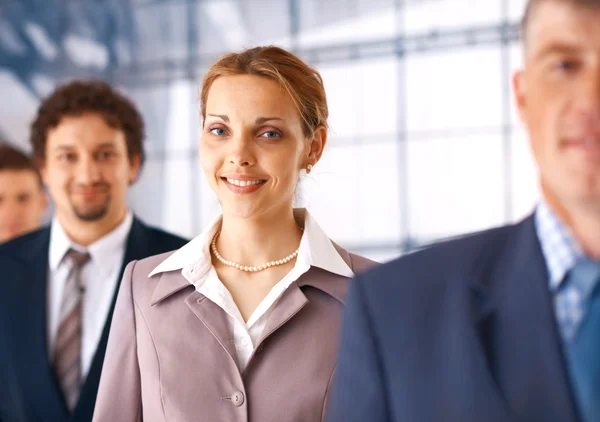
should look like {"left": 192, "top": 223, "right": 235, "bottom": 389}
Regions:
{"left": 211, "top": 231, "right": 300, "bottom": 272}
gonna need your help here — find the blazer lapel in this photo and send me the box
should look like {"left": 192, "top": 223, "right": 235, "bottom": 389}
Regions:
{"left": 255, "top": 282, "right": 309, "bottom": 349}
{"left": 254, "top": 267, "right": 349, "bottom": 352}
{"left": 13, "top": 228, "right": 69, "bottom": 421}
{"left": 184, "top": 290, "right": 239, "bottom": 365}
{"left": 471, "top": 216, "right": 579, "bottom": 422}
{"left": 148, "top": 255, "right": 240, "bottom": 365}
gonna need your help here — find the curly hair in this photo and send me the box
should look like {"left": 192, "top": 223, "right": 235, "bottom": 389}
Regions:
{"left": 30, "top": 80, "right": 145, "bottom": 167}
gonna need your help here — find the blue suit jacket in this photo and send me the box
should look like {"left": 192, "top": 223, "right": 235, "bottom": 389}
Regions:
{"left": 0, "top": 218, "right": 188, "bottom": 422}
{"left": 328, "top": 215, "right": 582, "bottom": 422}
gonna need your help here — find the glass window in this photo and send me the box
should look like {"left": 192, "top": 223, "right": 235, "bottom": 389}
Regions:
{"left": 2, "top": 0, "right": 531, "bottom": 257}
{"left": 403, "top": 0, "right": 502, "bottom": 34}
{"left": 508, "top": 0, "right": 528, "bottom": 22}
{"left": 320, "top": 58, "right": 399, "bottom": 139}
{"left": 509, "top": 43, "right": 524, "bottom": 126}
{"left": 297, "top": 0, "right": 397, "bottom": 49}
{"left": 133, "top": 3, "right": 189, "bottom": 63}
{"left": 405, "top": 47, "right": 503, "bottom": 133}
{"left": 308, "top": 140, "right": 403, "bottom": 247}
{"left": 510, "top": 128, "right": 539, "bottom": 221}
{"left": 406, "top": 134, "right": 506, "bottom": 240}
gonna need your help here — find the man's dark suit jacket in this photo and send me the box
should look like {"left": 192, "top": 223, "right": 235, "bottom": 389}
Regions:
{"left": 328, "top": 215, "right": 584, "bottom": 422}
{"left": 0, "top": 217, "right": 188, "bottom": 422}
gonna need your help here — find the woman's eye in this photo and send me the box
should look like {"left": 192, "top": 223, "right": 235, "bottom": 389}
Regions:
{"left": 210, "top": 128, "right": 227, "bottom": 136}
{"left": 261, "top": 131, "right": 281, "bottom": 139}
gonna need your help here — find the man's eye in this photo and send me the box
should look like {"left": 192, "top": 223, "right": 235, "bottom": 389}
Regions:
{"left": 555, "top": 60, "right": 580, "bottom": 73}
{"left": 58, "top": 153, "right": 75, "bottom": 162}
{"left": 97, "top": 151, "right": 114, "bottom": 160}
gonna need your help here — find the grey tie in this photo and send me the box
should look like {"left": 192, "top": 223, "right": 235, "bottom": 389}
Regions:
{"left": 53, "top": 248, "right": 90, "bottom": 412}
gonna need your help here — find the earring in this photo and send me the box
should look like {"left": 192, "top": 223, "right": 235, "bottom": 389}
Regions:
{"left": 306, "top": 164, "right": 313, "bottom": 174}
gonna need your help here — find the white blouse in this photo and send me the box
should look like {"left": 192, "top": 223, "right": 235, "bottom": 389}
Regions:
{"left": 149, "top": 209, "right": 353, "bottom": 370}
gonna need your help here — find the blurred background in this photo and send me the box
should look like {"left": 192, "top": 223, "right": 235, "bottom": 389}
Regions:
{"left": 0, "top": 0, "right": 538, "bottom": 262}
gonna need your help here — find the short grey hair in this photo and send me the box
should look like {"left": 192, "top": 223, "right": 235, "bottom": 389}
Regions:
{"left": 521, "top": 0, "right": 600, "bottom": 40}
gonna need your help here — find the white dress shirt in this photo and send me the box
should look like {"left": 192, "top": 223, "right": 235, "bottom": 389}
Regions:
{"left": 47, "top": 212, "right": 133, "bottom": 377}
{"left": 149, "top": 208, "right": 354, "bottom": 371}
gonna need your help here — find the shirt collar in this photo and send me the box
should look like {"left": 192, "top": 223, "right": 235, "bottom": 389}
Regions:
{"left": 295, "top": 208, "right": 354, "bottom": 277}
{"left": 149, "top": 208, "right": 354, "bottom": 278}
{"left": 49, "top": 211, "right": 133, "bottom": 270}
{"left": 534, "top": 200, "right": 584, "bottom": 291}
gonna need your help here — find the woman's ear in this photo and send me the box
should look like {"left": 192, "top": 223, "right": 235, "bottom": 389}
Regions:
{"left": 306, "top": 126, "right": 327, "bottom": 167}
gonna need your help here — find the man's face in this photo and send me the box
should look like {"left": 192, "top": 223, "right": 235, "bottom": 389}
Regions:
{"left": 0, "top": 169, "right": 47, "bottom": 243}
{"left": 514, "top": 1, "right": 600, "bottom": 214}
{"left": 40, "top": 113, "right": 140, "bottom": 227}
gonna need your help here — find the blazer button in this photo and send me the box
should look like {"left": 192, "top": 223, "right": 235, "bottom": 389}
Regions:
{"left": 231, "top": 391, "right": 245, "bottom": 407}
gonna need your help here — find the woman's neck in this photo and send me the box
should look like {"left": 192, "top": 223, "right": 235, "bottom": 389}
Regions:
{"left": 215, "top": 208, "right": 303, "bottom": 266}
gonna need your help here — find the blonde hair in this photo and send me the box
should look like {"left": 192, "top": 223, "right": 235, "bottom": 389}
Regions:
{"left": 201, "top": 46, "right": 328, "bottom": 138}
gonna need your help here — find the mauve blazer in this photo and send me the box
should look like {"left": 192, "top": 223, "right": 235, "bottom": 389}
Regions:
{"left": 92, "top": 244, "right": 375, "bottom": 422}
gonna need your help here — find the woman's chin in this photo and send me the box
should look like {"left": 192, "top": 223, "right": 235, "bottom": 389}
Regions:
{"left": 221, "top": 204, "right": 264, "bottom": 220}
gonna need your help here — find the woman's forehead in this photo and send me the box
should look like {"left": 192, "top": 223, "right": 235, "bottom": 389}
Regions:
{"left": 205, "top": 75, "right": 301, "bottom": 124}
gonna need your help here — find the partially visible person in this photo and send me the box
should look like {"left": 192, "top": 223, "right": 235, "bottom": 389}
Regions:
{"left": 0, "top": 143, "right": 48, "bottom": 243}
{"left": 93, "top": 46, "right": 376, "bottom": 422}
{"left": 329, "top": 0, "right": 600, "bottom": 421}
{"left": 0, "top": 80, "right": 188, "bottom": 422}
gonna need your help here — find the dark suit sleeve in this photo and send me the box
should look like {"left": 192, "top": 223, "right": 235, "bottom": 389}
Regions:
{"left": 327, "top": 274, "right": 390, "bottom": 422}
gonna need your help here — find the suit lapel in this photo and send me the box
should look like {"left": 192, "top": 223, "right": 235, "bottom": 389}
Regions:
{"left": 74, "top": 217, "right": 152, "bottom": 419}
{"left": 472, "top": 216, "right": 579, "bottom": 422}
{"left": 251, "top": 267, "right": 349, "bottom": 368}
{"left": 254, "top": 282, "right": 309, "bottom": 349}
{"left": 13, "top": 228, "right": 69, "bottom": 421}
{"left": 185, "top": 290, "right": 239, "bottom": 365}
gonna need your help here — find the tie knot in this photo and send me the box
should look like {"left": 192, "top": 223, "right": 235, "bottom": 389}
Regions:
{"left": 569, "top": 259, "right": 600, "bottom": 298}
{"left": 66, "top": 248, "right": 90, "bottom": 268}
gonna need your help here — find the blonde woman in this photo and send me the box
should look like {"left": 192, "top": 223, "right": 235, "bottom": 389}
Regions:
{"left": 93, "top": 46, "right": 376, "bottom": 421}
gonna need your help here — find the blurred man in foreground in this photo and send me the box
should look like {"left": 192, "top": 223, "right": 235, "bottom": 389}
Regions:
{"left": 329, "top": 1, "right": 600, "bottom": 421}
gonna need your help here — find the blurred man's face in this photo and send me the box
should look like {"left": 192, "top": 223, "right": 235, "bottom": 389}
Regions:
{"left": 0, "top": 169, "right": 47, "bottom": 243}
{"left": 514, "top": 1, "right": 600, "bottom": 215}
{"left": 40, "top": 113, "right": 140, "bottom": 229}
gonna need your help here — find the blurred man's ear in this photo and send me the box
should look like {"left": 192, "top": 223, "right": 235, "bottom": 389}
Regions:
{"left": 513, "top": 70, "right": 528, "bottom": 124}
{"left": 36, "top": 158, "right": 48, "bottom": 188}
{"left": 128, "top": 154, "right": 142, "bottom": 185}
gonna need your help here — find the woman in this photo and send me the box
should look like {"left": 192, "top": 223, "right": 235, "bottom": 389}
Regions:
{"left": 93, "top": 46, "right": 376, "bottom": 422}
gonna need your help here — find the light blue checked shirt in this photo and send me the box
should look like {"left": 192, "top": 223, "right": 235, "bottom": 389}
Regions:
{"left": 534, "top": 200, "right": 599, "bottom": 342}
